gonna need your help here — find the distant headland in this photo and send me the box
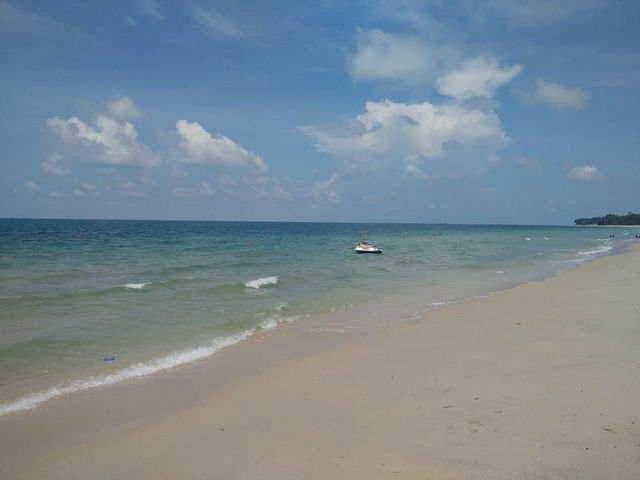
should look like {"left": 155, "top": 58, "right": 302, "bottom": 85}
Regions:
{"left": 574, "top": 212, "right": 640, "bottom": 226}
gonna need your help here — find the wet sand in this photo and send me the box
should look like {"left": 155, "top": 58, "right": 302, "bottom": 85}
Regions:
{"left": 2, "top": 244, "right": 639, "bottom": 479}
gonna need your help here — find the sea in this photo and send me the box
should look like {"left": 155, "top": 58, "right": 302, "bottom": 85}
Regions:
{"left": 0, "top": 218, "right": 634, "bottom": 415}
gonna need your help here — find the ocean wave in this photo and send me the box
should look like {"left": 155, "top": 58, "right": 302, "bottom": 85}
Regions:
{"left": 577, "top": 245, "right": 613, "bottom": 256}
{"left": 121, "top": 282, "right": 152, "bottom": 290}
{"left": 259, "top": 314, "right": 299, "bottom": 330}
{"left": 244, "top": 276, "right": 278, "bottom": 289}
{"left": 0, "top": 329, "right": 256, "bottom": 416}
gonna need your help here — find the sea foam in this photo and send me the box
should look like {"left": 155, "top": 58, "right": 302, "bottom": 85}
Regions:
{"left": 244, "top": 276, "right": 278, "bottom": 289}
{"left": 577, "top": 245, "right": 613, "bottom": 256}
{"left": 259, "top": 314, "right": 298, "bottom": 330}
{"left": 0, "top": 329, "right": 255, "bottom": 416}
{"left": 121, "top": 282, "right": 152, "bottom": 290}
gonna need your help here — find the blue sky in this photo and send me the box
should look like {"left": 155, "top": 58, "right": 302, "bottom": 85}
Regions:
{"left": 1, "top": 0, "right": 638, "bottom": 224}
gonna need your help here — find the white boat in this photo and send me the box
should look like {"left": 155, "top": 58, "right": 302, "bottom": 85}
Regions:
{"left": 355, "top": 241, "right": 382, "bottom": 254}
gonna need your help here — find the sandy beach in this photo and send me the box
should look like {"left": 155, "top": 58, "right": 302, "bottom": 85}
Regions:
{"left": 2, "top": 244, "right": 639, "bottom": 479}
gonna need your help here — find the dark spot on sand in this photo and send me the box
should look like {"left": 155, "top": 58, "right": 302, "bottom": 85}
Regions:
{"left": 603, "top": 427, "right": 616, "bottom": 434}
{"left": 443, "top": 405, "right": 455, "bottom": 408}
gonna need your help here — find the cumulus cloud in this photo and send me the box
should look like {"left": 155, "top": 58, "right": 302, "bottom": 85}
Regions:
{"left": 302, "top": 99, "right": 508, "bottom": 173}
{"left": 193, "top": 6, "right": 242, "bottom": 38}
{"left": 349, "top": 29, "right": 440, "bottom": 84}
{"left": 106, "top": 96, "right": 143, "bottom": 120}
{"left": 175, "top": 119, "right": 267, "bottom": 172}
{"left": 530, "top": 79, "right": 591, "bottom": 108}
{"left": 41, "top": 152, "right": 71, "bottom": 176}
{"left": 567, "top": 165, "right": 602, "bottom": 181}
{"left": 436, "top": 57, "right": 522, "bottom": 100}
{"left": 82, "top": 183, "right": 97, "bottom": 191}
{"left": 46, "top": 114, "right": 159, "bottom": 167}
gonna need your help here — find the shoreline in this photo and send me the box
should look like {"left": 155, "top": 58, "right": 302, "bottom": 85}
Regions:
{"left": 2, "top": 243, "right": 639, "bottom": 478}
{"left": 0, "top": 237, "right": 625, "bottom": 416}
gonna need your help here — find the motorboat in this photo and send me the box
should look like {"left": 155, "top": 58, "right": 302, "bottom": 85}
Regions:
{"left": 355, "top": 241, "right": 383, "bottom": 254}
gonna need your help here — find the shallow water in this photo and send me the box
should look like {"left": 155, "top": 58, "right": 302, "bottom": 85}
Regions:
{"left": 0, "top": 219, "right": 632, "bottom": 414}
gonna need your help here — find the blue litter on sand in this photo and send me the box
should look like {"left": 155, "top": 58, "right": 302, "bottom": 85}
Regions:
{"left": 104, "top": 356, "right": 115, "bottom": 361}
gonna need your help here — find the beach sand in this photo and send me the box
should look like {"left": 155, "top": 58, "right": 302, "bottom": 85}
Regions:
{"left": 1, "top": 244, "right": 639, "bottom": 479}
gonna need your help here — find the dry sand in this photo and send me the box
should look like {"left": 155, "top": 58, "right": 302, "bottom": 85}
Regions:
{"left": 2, "top": 245, "right": 639, "bottom": 479}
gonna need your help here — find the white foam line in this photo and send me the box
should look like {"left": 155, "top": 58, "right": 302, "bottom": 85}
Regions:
{"left": 121, "top": 282, "right": 152, "bottom": 290}
{"left": 259, "top": 314, "right": 299, "bottom": 330}
{"left": 0, "top": 329, "right": 255, "bottom": 416}
{"left": 244, "top": 276, "right": 278, "bottom": 289}
{"left": 577, "top": 245, "right": 613, "bottom": 256}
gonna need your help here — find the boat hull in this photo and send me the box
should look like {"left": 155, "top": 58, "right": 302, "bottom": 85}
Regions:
{"left": 355, "top": 248, "right": 383, "bottom": 254}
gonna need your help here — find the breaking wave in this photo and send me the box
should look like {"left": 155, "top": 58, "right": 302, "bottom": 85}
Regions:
{"left": 244, "top": 276, "right": 278, "bottom": 289}
{"left": 0, "top": 329, "right": 255, "bottom": 416}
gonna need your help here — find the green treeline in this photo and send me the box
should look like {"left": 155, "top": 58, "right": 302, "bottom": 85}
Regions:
{"left": 574, "top": 212, "right": 640, "bottom": 225}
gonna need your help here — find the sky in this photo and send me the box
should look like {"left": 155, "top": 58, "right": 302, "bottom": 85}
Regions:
{"left": 1, "top": 0, "right": 639, "bottom": 224}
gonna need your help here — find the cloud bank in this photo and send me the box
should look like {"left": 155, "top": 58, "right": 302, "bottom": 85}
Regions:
{"left": 302, "top": 99, "right": 508, "bottom": 180}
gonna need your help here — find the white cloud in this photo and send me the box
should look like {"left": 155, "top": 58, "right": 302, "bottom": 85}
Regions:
{"left": 531, "top": 79, "right": 591, "bottom": 108}
{"left": 175, "top": 119, "right": 267, "bottom": 172}
{"left": 311, "top": 173, "right": 340, "bottom": 204}
{"left": 41, "top": 152, "right": 71, "bottom": 176}
{"left": 125, "top": 16, "right": 138, "bottom": 27}
{"left": 25, "top": 180, "right": 40, "bottom": 192}
{"left": 47, "top": 191, "right": 62, "bottom": 198}
{"left": 0, "top": 0, "right": 56, "bottom": 35}
{"left": 567, "top": 165, "right": 602, "bottom": 181}
{"left": 302, "top": 99, "right": 508, "bottom": 173}
{"left": 135, "top": 0, "right": 162, "bottom": 19}
{"left": 436, "top": 57, "right": 522, "bottom": 100}
{"left": 403, "top": 164, "right": 430, "bottom": 180}
{"left": 105, "top": 96, "right": 143, "bottom": 120}
{"left": 118, "top": 181, "right": 149, "bottom": 197}
{"left": 461, "top": 0, "right": 604, "bottom": 26}
{"left": 72, "top": 188, "right": 85, "bottom": 197}
{"left": 193, "top": 6, "right": 242, "bottom": 38}
{"left": 46, "top": 114, "right": 159, "bottom": 167}
{"left": 200, "top": 181, "right": 215, "bottom": 196}
{"left": 515, "top": 155, "right": 542, "bottom": 168}
{"left": 170, "top": 181, "right": 216, "bottom": 198}
{"left": 349, "top": 29, "right": 439, "bottom": 84}
{"left": 82, "top": 183, "right": 97, "bottom": 191}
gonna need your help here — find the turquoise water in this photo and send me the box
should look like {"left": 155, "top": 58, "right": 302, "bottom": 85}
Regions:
{"left": 0, "top": 219, "right": 633, "bottom": 414}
